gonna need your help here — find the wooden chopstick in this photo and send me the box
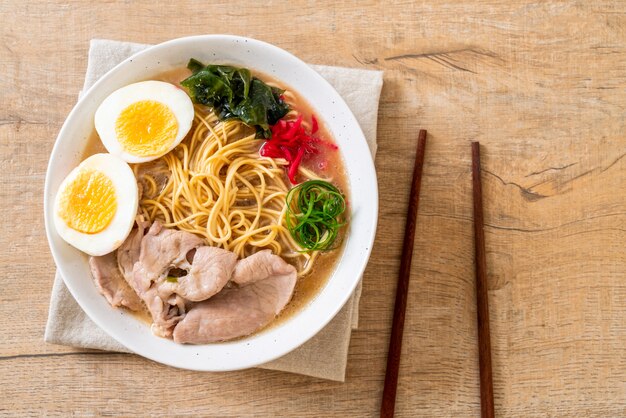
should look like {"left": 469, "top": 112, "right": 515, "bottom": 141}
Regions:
{"left": 471, "top": 142, "right": 495, "bottom": 418}
{"left": 380, "top": 129, "right": 427, "bottom": 418}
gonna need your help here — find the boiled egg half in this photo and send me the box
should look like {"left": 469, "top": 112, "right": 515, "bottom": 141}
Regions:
{"left": 53, "top": 153, "right": 138, "bottom": 256}
{"left": 95, "top": 80, "right": 194, "bottom": 163}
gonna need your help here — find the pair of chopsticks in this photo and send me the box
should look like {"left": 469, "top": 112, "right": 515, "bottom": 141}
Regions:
{"left": 380, "top": 133, "right": 494, "bottom": 418}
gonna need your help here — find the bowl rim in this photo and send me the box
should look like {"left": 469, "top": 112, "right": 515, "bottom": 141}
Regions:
{"left": 44, "top": 34, "right": 379, "bottom": 371}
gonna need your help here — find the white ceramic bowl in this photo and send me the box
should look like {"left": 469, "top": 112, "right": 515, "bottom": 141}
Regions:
{"left": 44, "top": 35, "right": 378, "bottom": 371}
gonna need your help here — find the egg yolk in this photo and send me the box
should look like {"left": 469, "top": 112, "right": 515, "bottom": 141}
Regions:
{"left": 58, "top": 168, "right": 117, "bottom": 234}
{"left": 115, "top": 100, "right": 179, "bottom": 157}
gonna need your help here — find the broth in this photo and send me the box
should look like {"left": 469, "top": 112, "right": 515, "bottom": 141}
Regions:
{"left": 84, "top": 66, "right": 350, "bottom": 336}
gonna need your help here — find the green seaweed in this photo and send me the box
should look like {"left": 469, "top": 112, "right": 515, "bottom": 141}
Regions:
{"left": 181, "top": 59, "right": 289, "bottom": 138}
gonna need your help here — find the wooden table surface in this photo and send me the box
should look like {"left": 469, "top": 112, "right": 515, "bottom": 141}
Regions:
{"left": 1, "top": 1, "right": 625, "bottom": 416}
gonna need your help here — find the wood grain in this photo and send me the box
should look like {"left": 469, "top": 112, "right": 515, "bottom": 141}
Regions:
{"left": 1, "top": 1, "right": 625, "bottom": 416}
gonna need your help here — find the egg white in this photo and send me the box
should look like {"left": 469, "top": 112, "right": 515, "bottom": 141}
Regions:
{"left": 53, "top": 153, "right": 138, "bottom": 256}
{"left": 95, "top": 80, "right": 194, "bottom": 163}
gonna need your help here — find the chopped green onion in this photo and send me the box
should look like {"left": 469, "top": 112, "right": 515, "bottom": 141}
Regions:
{"left": 285, "top": 180, "right": 346, "bottom": 251}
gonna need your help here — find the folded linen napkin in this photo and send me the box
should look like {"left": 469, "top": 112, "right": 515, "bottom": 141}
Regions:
{"left": 45, "top": 39, "right": 382, "bottom": 382}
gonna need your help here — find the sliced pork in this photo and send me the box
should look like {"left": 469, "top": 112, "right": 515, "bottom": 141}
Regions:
{"left": 90, "top": 219, "right": 299, "bottom": 343}
{"left": 172, "top": 246, "right": 237, "bottom": 302}
{"left": 117, "top": 216, "right": 150, "bottom": 284}
{"left": 133, "top": 221, "right": 205, "bottom": 289}
{"left": 142, "top": 288, "right": 187, "bottom": 338}
{"left": 129, "top": 221, "right": 205, "bottom": 337}
{"left": 232, "top": 249, "right": 296, "bottom": 286}
{"left": 89, "top": 252, "right": 143, "bottom": 311}
{"left": 173, "top": 251, "right": 297, "bottom": 344}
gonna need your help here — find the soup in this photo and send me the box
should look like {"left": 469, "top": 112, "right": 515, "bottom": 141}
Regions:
{"left": 58, "top": 59, "right": 349, "bottom": 343}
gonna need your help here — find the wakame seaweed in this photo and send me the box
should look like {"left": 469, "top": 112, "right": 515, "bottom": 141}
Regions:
{"left": 181, "top": 59, "right": 290, "bottom": 138}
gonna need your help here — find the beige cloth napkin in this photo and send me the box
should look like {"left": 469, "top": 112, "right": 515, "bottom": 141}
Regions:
{"left": 45, "top": 39, "right": 382, "bottom": 382}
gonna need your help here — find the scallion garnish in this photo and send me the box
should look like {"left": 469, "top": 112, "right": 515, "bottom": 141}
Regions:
{"left": 285, "top": 180, "right": 346, "bottom": 251}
